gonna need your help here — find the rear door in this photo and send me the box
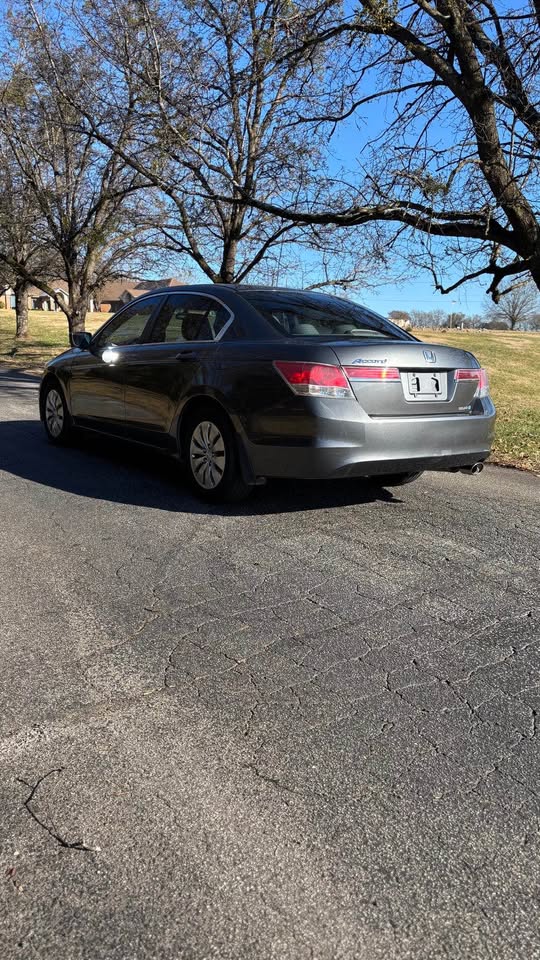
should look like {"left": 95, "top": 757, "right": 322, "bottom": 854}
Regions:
{"left": 121, "top": 292, "right": 234, "bottom": 445}
{"left": 330, "top": 341, "right": 482, "bottom": 417}
{"left": 69, "top": 297, "right": 162, "bottom": 429}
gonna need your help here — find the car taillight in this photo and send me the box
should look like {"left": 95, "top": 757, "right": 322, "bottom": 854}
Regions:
{"left": 343, "top": 365, "right": 400, "bottom": 381}
{"left": 455, "top": 367, "right": 490, "bottom": 398}
{"left": 273, "top": 361, "right": 353, "bottom": 398}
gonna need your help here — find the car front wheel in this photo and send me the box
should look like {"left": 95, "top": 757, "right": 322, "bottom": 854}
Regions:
{"left": 184, "top": 406, "right": 252, "bottom": 502}
{"left": 42, "top": 382, "right": 73, "bottom": 445}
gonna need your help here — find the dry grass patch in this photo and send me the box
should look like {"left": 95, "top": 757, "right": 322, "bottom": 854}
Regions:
{"left": 0, "top": 309, "right": 107, "bottom": 371}
{"left": 419, "top": 328, "right": 540, "bottom": 472}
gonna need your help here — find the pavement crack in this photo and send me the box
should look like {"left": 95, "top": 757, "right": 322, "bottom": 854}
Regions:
{"left": 243, "top": 762, "right": 295, "bottom": 796}
{"left": 16, "top": 768, "right": 99, "bottom": 852}
{"left": 242, "top": 702, "right": 259, "bottom": 738}
{"left": 530, "top": 708, "right": 538, "bottom": 740}
{"left": 79, "top": 609, "right": 162, "bottom": 683}
{"left": 164, "top": 635, "right": 189, "bottom": 687}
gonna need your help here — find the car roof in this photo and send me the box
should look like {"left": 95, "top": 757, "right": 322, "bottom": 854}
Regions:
{"left": 131, "top": 284, "right": 391, "bottom": 324}
{"left": 134, "top": 283, "right": 344, "bottom": 299}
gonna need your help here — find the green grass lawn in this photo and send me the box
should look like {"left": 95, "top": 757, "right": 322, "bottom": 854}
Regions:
{"left": 419, "top": 328, "right": 540, "bottom": 473}
{"left": 0, "top": 309, "right": 107, "bottom": 369}
{"left": 0, "top": 310, "right": 538, "bottom": 472}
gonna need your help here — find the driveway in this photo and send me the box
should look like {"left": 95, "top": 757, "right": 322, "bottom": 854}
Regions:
{"left": 0, "top": 368, "right": 539, "bottom": 960}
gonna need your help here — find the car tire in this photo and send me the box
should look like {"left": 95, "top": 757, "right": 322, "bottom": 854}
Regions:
{"left": 370, "top": 471, "right": 423, "bottom": 487}
{"left": 183, "top": 405, "right": 252, "bottom": 502}
{"left": 42, "top": 381, "right": 73, "bottom": 445}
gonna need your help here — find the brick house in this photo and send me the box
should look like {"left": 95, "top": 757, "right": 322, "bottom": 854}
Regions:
{"left": 95, "top": 277, "right": 181, "bottom": 313}
{"left": 0, "top": 276, "right": 181, "bottom": 313}
{"left": 0, "top": 280, "right": 69, "bottom": 311}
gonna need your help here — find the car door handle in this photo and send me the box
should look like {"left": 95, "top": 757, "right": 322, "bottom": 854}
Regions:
{"left": 175, "top": 351, "right": 198, "bottom": 360}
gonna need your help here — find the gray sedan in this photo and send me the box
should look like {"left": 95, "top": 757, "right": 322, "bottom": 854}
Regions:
{"left": 39, "top": 285, "right": 496, "bottom": 501}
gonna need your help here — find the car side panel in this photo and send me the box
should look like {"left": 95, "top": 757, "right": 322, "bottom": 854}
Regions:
{"left": 122, "top": 342, "right": 221, "bottom": 446}
{"left": 169, "top": 340, "right": 341, "bottom": 445}
{"left": 68, "top": 349, "right": 125, "bottom": 425}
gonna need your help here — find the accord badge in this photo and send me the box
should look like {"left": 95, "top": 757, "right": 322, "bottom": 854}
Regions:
{"left": 351, "top": 357, "right": 388, "bottom": 365}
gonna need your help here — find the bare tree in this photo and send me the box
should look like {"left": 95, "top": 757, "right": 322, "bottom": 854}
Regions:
{"left": 484, "top": 282, "right": 540, "bottom": 330}
{"left": 410, "top": 309, "right": 448, "bottom": 329}
{"left": 410, "top": 308, "right": 482, "bottom": 328}
{"left": 238, "top": 0, "right": 540, "bottom": 299}
{"left": 0, "top": 16, "right": 156, "bottom": 335}
{"left": 482, "top": 319, "right": 510, "bottom": 330}
{"left": 39, "top": 0, "right": 376, "bottom": 289}
{"left": 0, "top": 145, "right": 57, "bottom": 338}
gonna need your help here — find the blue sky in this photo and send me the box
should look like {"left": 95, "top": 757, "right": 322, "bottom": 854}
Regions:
{"left": 319, "top": 64, "right": 491, "bottom": 318}
{"left": 164, "top": 10, "right": 492, "bottom": 318}
{"left": 358, "top": 274, "right": 487, "bottom": 318}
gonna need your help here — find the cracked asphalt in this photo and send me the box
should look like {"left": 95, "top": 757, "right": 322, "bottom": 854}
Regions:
{"left": 0, "top": 368, "right": 539, "bottom": 960}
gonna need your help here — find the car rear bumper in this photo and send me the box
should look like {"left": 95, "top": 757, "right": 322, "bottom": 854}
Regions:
{"left": 243, "top": 406, "right": 496, "bottom": 480}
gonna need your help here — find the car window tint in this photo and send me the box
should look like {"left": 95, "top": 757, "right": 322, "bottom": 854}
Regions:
{"left": 96, "top": 298, "right": 160, "bottom": 347}
{"left": 240, "top": 291, "right": 406, "bottom": 340}
{"left": 150, "top": 294, "right": 230, "bottom": 343}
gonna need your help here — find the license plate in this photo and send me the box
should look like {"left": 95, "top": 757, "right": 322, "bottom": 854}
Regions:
{"left": 404, "top": 371, "right": 447, "bottom": 401}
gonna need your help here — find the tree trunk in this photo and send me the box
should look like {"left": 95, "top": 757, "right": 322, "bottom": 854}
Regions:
{"left": 68, "top": 308, "right": 87, "bottom": 341}
{"left": 67, "top": 282, "right": 88, "bottom": 340}
{"left": 219, "top": 230, "right": 240, "bottom": 283}
{"left": 528, "top": 255, "right": 540, "bottom": 295}
{"left": 14, "top": 279, "right": 30, "bottom": 339}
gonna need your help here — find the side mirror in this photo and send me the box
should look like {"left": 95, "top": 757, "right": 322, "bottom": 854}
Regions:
{"left": 72, "top": 331, "right": 93, "bottom": 351}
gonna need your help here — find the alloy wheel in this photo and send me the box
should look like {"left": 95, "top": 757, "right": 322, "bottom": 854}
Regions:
{"left": 189, "top": 420, "right": 226, "bottom": 490}
{"left": 45, "top": 388, "right": 65, "bottom": 439}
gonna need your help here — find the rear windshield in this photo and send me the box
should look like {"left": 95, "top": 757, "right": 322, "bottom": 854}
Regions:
{"left": 240, "top": 290, "right": 407, "bottom": 340}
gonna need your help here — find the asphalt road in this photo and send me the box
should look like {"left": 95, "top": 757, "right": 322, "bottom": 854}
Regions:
{"left": 0, "top": 368, "right": 539, "bottom": 960}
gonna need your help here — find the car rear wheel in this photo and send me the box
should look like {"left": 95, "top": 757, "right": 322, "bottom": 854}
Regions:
{"left": 184, "top": 406, "right": 252, "bottom": 502}
{"left": 370, "top": 471, "right": 423, "bottom": 487}
{"left": 42, "top": 382, "right": 73, "bottom": 445}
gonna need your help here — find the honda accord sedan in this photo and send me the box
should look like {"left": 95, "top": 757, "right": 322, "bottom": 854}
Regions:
{"left": 40, "top": 285, "right": 495, "bottom": 501}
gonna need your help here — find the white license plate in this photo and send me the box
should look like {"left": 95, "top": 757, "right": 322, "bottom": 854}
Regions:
{"left": 404, "top": 371, "right": 448, "bottom": 401}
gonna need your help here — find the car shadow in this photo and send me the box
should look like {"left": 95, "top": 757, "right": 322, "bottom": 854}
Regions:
{"left": 0, "top": 418, "right": 404, "bottom": 515}
{"left": 0, "top": 369, "right": 41, "bottom": 379}
{"left": 0, "top": 367, "right": 42, "bottom": 398}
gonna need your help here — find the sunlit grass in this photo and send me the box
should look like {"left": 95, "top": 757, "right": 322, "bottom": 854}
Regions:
{"left": 419, "top": 328, "right": 540, "bottom": 472}
{"left": 0, "top": 309, "right": 108, "bottom": 370}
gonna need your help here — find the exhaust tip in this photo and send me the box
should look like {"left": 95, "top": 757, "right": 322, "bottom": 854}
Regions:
{"left": 460, "top": 462, "right": 484, "bottom": 476}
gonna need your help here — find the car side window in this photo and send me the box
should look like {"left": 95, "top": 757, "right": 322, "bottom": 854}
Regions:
{"left": 95, "top": 297, "right": 162, "bottom": 348}
{"left": 150, "top": 294, "right": 231, "bottom": 344}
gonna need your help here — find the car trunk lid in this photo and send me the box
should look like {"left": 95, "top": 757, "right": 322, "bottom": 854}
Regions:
{"left": 330, "top": 340, "right": 482, "bottom": 416}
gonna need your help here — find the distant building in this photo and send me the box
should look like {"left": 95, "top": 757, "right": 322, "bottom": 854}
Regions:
{"left": 0, "top": 276, "right": 182, "bottom": 313}
{"left": 95, "top": 277, "right": 181, "bottom": 313}
{"left": 0, "top": 280, "right": 69, "bottom": 312}
{"left": 388, "top": 310, "right": 413, "bottom": 332}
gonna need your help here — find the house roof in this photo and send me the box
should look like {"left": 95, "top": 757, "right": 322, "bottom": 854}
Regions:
{"left": 98, "top": 277, "right": 181, "bottom": 302}
{"left": 28, "top": 280, "right": 69, "bottom": 297}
